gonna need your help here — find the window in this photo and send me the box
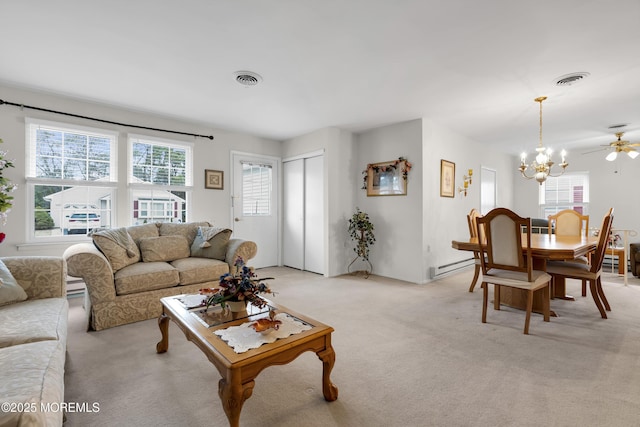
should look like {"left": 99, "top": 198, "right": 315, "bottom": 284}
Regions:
{"left": 539, "top": 172, "right": 589, "bottom": 218}
{"left": 26, "top": 119, "right": 117, "bottom": 239}
{"left": 128, "top": 135, "right": 192, "bottom": 225}
{"left": 241, "top": 162, "right": 272, "bottom": 216}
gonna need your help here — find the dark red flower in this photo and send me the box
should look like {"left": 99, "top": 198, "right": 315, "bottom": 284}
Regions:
{"left": 0, "top": 232, "right": 5, "bottom": 243}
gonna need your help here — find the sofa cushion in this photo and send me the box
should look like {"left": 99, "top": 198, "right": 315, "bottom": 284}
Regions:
{"left": 0, "top": 260, "right": 28, "bottom": 307}
{"left": 0, "top": 340, "right": 66, "bottom": 427}
{"left": 170, "top": 257, "right": 229, "bottom": 286}
{"left": 139, "top": 235, "right": 191, "bottom": 262}
{"left": 0, "top": 298, "right": 68, "bottom": 348}
{"left": 92, "top": 227, "right": 141, "bottom": 271}
{"left": 190, "top": 226, "right": 232, "bottom": 261}
{"left": 126, "top": 222, "right": 160, "bottom": 245}
{"left": 114, "top": 262, "right": 180, "bottom": 295}
{"left": 158, "top": 221, "right": 210, "bottom": 246}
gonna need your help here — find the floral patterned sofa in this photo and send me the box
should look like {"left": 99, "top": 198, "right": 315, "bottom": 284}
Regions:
{"left": 63, "top": 222, "right": 257, "bottom": 331}
{"left": 0, "top": 256, "right": 68, "bottom": 427}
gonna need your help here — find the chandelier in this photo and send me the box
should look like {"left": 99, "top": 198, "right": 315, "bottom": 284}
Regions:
{"left": 518, "top": 96, "right": 568, "bottom": 184}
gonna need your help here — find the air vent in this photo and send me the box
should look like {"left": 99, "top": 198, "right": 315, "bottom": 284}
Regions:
{"left": 233, "top": 71, "right": 262, "bottom": 87}
{"left": 555, "top": 72, "right": 590, "bottom": 86}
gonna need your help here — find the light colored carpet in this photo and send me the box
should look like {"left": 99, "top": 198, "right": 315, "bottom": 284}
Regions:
{"left": 64, "top": 268, "right": 640, "bottom": 427}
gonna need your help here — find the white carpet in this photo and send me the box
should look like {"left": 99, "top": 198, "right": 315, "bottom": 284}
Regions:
{"left": 63, "top": 268, "right": 640, "bottom": 426}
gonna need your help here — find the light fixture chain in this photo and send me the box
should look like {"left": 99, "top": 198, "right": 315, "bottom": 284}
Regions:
{"left": 534, "top": 95, "right": 547, "bottom": 149}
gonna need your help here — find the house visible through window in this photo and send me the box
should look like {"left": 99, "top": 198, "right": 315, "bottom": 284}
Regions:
{"left": 539, "top": 172, "right": 589, "bottom": 218}
{"left": 26, "top": 119, "right": 117, "bottom": 239}
{"left": 129, "top": 136, "right": 192, "bottom": 225}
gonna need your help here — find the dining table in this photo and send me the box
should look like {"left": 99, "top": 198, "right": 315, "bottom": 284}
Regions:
{"left": 451, "top": 233, "right": 599, "bottom": 315}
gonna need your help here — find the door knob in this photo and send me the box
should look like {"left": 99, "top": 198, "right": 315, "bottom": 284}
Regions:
{"left": 235, "top": 217, "right": 240, "bottom": 222}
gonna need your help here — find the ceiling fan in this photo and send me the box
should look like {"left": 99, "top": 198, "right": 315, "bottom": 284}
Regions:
{"left": 583, "top": 132, "right": 640, "bottom": 161}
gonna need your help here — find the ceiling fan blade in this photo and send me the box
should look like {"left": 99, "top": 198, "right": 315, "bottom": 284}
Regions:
{"left": 627, "top": 143, "right": 640, "bottom": 147}
{"left": 582, "top": 147, "right": 609, "bottom": 155}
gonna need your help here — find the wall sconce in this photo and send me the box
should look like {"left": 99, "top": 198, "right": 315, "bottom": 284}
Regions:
{"left": 458, "top": 169, "right": 473, "bottom": 197}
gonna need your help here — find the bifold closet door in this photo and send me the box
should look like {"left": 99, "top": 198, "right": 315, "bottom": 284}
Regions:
{"left": 303, "top": 155, "right": 324, "bottom": 274}
{"left": 283, "top": 159, "right": 304, "bottom": 270}
{"left": 282, "top": 155, "right": 325, "bottom": 274}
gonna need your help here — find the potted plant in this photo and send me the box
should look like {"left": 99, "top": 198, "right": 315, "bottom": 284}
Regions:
{"left": 0, "top": 138, "right": 17, "bottom": 227}
{"left": 348, "top": 208, "right": 375, "bottom": 277}
{"left": 202, "top": 257, "right": 274, "bottom": 311}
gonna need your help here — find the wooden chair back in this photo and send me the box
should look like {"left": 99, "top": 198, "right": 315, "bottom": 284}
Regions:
{"left": 548, "top": 209, "right": 589, "bottom": 237}
{"left": 589, "top": 208, "right": 614, "bottom": 274}
{"left": 476, "top": 208, "right": 532, "bottom": 282}
{"left": 467, "top": 209, "right": 479, "bottom": 239}
{"left": 467, "top": 208, "right": 485, "bottom": 241}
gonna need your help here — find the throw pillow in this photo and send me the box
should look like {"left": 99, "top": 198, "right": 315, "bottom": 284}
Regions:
{"left": 158, "top": 221, "right": 210, "bottom": 247}
{"left": 0, "top": 260, "right": 28, "bottom": 306}
{"left": 92, "top": 228, "right": 141, "bottom": 272}
{"left": 190, "top": 227, "right": 232, "bottom": 261}
{"left": 139, "top": 235, "right": 190, "bottom": 262}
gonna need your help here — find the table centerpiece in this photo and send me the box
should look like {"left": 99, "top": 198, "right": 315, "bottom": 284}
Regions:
{"left": 200, "top": 257, "right": 275, "bottom": 312}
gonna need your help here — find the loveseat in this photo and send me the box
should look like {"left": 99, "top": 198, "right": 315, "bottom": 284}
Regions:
{"left": 630, "top": 243, "right": 640, "bottom": 277}
{"left": 0, "top": 256, "right": 68, "bottom": 427}
{"left": 63, "top": 222, "right": 257, "bottom": 331}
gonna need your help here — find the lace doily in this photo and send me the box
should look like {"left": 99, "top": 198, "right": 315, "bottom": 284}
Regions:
{"left": 214, "top": 313, "right": 312, "bottom": 353}
{"left": 179, "top": 294, "right": 207, "bottom": 309}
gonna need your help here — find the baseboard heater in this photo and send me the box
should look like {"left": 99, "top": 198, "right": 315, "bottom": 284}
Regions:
{"left": 429, "top": 257, "right": 475, "bottom": 279}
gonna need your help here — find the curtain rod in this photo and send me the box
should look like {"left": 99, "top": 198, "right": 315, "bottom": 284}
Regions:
{"left": 0, "top": 99, "right": 214, "bottom": 140}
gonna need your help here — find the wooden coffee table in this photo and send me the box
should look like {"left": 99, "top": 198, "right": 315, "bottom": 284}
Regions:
{"left": 156, "top": 295, "right": 338, "bottom": 427}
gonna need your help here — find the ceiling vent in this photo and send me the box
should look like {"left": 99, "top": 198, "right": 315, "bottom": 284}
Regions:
{"left": 233, "top": 71, "right": 262, "bottom": 87}
{"left": 555, "top": 72, "right": 590, "bottom": 86}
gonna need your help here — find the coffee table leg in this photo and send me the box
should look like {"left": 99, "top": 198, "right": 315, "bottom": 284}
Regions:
{"left": 317, "top": 347, "right": 338, "bottom": 401}
{"left": 156, "top": 313, "right": 170, "bottom": 353}
{"left": 218, "top": 376, "right": 254, "bottom": 427}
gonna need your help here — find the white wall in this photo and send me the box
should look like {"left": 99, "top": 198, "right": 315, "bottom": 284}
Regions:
{"left": 355, "top": 119, "right": 423, "bottom": 283}
{"left": 421, "top": 119, "right": 514, "bottom": 283}
{"left": 282, "top": 127, "right": 356, "bottom": 277}
{"left": 0, "top": 84, "right": 281, "bottom": 257}
{"left": 513, "top": 149, "right": 640, "bottom": 235}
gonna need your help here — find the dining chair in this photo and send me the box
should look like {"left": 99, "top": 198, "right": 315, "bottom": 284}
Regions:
{"left": 476, "top": 208, "right": 552, "bottom": 334}
{"left": 466, "top": 208, "right": 483, "bottom": 292}
{"left": 548, "top": 209, "right": 591, "bottom": 296}
{"left": 545, "top": 208, "right": 614, "bottom": 319}
{"left": 548, "top": 209, "right": 589, "bottom": 238}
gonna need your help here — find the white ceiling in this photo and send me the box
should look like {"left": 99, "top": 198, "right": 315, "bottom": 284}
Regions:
{"left": 2, "top": 1, "right": 640, "bottom": 158}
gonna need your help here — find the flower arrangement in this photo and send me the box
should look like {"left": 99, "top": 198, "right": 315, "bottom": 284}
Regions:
{"left": 201, "top": 257, "right": 275, "bottom": 310}
{"left": 609, "top": 232, "right": 622, "bottom": 248}
{"left": 361, "top": 156, "right": 412, "bottom": 190}
{"left": 0, "top": 138, "right": 17, "bottom": 226}
{"left": 348, "top": 208, "right": 375, "bottom": 261}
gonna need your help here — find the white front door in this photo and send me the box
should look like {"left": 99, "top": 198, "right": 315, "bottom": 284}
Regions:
{"left": 231, "top": 152, "right": 279, "bottom": 268}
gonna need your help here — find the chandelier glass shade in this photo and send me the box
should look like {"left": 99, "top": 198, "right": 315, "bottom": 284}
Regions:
{"left": 518, "top": 96, "right": 568, "bottom": 184}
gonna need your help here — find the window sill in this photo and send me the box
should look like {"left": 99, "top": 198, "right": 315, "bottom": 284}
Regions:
{"left": 16, "top": 239, "right": 91, "bottom": 252}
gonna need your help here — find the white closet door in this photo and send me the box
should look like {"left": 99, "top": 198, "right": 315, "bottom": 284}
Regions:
{"left": 303, "top": 155, "right": 324, "bottom": 274}
{"left": 283, "top": 159, "right": 304, "bottom": 270}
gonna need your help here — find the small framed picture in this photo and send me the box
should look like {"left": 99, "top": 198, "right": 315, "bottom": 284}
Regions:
{"left": 440, "top": 160, "right": 455, "bottom": 198}
{"left": 205, "top": 169, "right": 223, "bottom": 190}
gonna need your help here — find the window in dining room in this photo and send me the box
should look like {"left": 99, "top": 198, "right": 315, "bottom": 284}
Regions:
{"left": 539, "top": 172, "right": 589, "bottom": 217}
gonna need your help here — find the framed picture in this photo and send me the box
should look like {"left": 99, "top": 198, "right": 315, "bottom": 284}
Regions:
{"left": 440, "top": 160, "right": 455, "bottom": 198}
{"left": 204, "top": 169, "right": 223, "bottom": 190}
{"left": 365, "top": 159, "right": 408, "bottom": 196}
